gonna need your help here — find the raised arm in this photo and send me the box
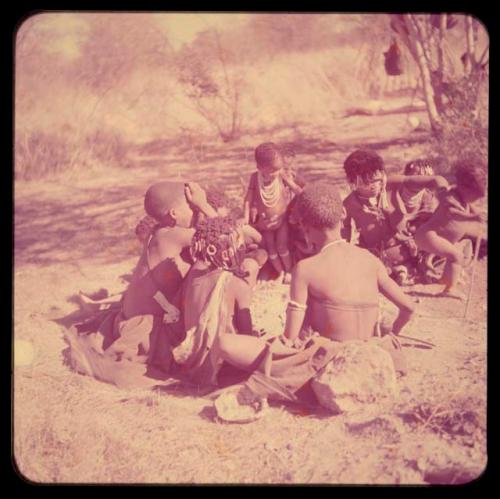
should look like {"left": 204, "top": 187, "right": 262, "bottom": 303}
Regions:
{"left": 387, "top": 174, "right": 449, "bottom": 192}
{"left": 283, "top": 260, "right": 309, "bottom": 341}
{"left": 184, "top": 182, "right": 218, "bottom": 218}
{"left": 376, "top": 258, "right": 416, "bottom": 335}
{"left": 281, "top": 170, "right": 303, "bottom": 195}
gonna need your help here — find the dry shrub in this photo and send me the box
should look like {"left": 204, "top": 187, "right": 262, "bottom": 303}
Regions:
{"left": 84, "top": 129, "right": 129, "bottom": 167}
{"left": 15, "top": 130, "right": 75, "bottom": 180}
{"left": 432, "top": 70, "right": 488, "bottom": 174}
{"left": 15, "top": 127, "right": 131, "bottom": 180}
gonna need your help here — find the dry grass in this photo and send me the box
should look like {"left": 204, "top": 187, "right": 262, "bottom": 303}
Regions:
{"left": 13, "top": 113, "right": 487, "bottom": 484}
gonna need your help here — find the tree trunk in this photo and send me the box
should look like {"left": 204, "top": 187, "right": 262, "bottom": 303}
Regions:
{"left": 465, "top": 16, "right": 475, "bottom": 74}
{"left": 404, "top": 15, "right": 442, "bottom": 133}
{"left": 433, "top": 14, "right": 447, "bottom": 114}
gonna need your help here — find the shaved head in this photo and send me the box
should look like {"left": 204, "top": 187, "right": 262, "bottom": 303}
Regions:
{"left": 144, "top": 182, "right": 189, "bottom": 221}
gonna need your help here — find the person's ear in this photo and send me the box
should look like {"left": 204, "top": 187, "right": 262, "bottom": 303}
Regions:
{"left": 169, "top": 208, "right": 177, "bottom": 221}
{"left": 341, "top": 206, "right": 347, "bottom": 221}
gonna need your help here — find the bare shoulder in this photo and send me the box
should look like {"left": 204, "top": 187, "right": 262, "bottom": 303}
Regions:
{"left": 348, "top": 244, "right": 381, "bottom": 268}
{"left": 342, "top": 191, "right": 360, "bottom": 214}
{"left": 154, "top": 227, "right": 194, "bottom": 253}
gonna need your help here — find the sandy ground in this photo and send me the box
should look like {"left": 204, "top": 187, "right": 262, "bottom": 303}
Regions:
{"left": 13, "top": 113, "right": 487, "bottom": 484}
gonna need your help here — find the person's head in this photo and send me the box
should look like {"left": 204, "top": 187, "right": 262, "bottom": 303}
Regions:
{"left": 190, "top": 216, "right": 248, "bottom": 277}
{"left": 404, "top": 158, "right": 435, "bottom": 177}
{"left": 144, "top": 181, "right": 194, "bottom": 228}
{"left": 294, "top": 182, "right": 344, "bottom": 251}
{"left": 403, "top": 158, "right": 436, "bottom": 194}
{"left": 453, "top": 159, "right": 487, "bottom": 203}
{"left": 280, "top": 143, "right": 296, "bottom": 168}
{"left": 343, "top": 149, "right": 386, "bottom": 198}
{"left": 255, "top": 142, "right": 284, "bottom": 182}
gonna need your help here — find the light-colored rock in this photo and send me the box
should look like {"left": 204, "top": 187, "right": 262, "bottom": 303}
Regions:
{"left": 311, "top": 341, "right": 397, "bottom": 414}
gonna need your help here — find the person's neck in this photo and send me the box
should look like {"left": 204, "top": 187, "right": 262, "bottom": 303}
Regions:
{"left": 314, "top": 229, "right": 342, "bottom": 251}
{"left": 356, "top": 190, "right": 379, "bottom": 201}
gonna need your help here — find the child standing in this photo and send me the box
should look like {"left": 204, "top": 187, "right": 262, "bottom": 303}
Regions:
{"left": 244, "top": 142, "right": 302, "bottom": 283}
{"left": 414, "top": 159, "right": 487, "bottom": 299}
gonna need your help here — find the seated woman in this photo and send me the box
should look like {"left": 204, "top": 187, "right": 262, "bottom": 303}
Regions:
{"left": 172, "top": 215, "right": 278, "bottom": 384}
{"left": 284, "top": 182, "right": 417, "bottom": 343}
{"left": 65, "top": 181, "right": 219, "bottom": 388}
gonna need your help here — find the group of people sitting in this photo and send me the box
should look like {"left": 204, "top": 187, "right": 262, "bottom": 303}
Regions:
{"left": 66, "top": 143, "right": 487, "bottom": 409}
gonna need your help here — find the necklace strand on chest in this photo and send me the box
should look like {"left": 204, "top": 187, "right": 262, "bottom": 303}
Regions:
{"left": 258, "top": 173, "right": 282, "bottom": 208}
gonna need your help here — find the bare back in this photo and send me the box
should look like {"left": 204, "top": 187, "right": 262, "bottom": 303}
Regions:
{"left": 301, "top": 243, "right": 380, "bottom": 341}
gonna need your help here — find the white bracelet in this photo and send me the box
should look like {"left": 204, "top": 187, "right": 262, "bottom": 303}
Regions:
{"left": 287, "top": 300, "right": 307, "bottom": 311}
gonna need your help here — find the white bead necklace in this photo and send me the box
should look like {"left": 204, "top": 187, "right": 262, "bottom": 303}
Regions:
{"left": 258, "top": 172, "right": 282, "bottom": 208}
{"left": 320, "top": 239, "right": 345, "bottom": 253}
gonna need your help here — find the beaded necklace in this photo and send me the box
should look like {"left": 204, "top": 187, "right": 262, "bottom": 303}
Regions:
{"left": 320, "top": 239, "right": 346, "bottom": 253}
{"left": 258, "top": 172, "right": 282, "bottom": 208}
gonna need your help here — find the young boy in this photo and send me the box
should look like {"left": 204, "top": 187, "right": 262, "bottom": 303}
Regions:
{"left": 415, "top": 159, "right": 487, "bottom": 299}
{"left": 244, "top": 142, "right": 302, "bottom": 283}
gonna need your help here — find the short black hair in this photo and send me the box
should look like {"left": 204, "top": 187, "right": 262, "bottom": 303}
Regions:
{"left": 295, "top": 182, "right": 343, "bottom": 229}
{"left": 343, "top": 149, "right": 385, "bottom": 184}
{"left": 254, "top": 142, "right": 282, "bottom": 169}
{"left": 404, "top": 158, "right": 435, "bottom": 176}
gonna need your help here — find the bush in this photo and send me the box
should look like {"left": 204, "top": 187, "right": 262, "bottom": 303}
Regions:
{"left": 15, "top": 130, "right": 75, "bottom": 180}
{"left": 15, "top": 127, "right": 131, "bottom": 180}
{"left": 431, "top": 71, "right": 488, "bottom": 174}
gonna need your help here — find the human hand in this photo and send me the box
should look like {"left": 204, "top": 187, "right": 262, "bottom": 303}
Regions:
{"left": 184, "top": 182, "right": 208, "bottom": 209}
{"left": 280, "top": 169, "right": 295, "bottom": 184}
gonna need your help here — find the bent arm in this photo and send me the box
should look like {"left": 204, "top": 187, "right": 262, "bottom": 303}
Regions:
{"left": 376, "top": 259, "right": 416, "bottom": 335}
{"left": 283, "top": 262, "right": 308, "bottom": 341}
{"left": 387, "top": 174, "right": 449, "bottom": 192}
